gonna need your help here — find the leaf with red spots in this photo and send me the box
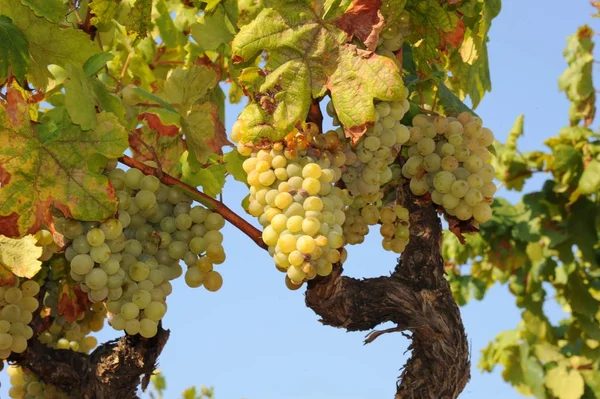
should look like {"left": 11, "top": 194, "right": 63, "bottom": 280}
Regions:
{"left": 0, "top": 264, "right": 17, "bottom": 286}
{"left": 0, "top": 89, "right": 128, "bottom": 237}
{"left": 182, "top": 103, "right": 231, "bottom": 167}
{"left": 335, "top": 0, "right": 384, "bottom": 51}
{"left": 440, "top": 19, "right": 465, "bottom": 51}
{"left": 138, "top": 111, "right": 180, "bottom": 137}
{"left": 129, "top": 126, "right": 187, "bottom": 177}
{"left": 57, "top": 282, "right": 90, "bottom": 323}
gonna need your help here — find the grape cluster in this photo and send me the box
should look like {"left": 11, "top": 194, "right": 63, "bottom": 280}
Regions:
{"left": 0, "top": 280, "right": 40, "bottom": 359}
{"left": 56, "top": 167, "right": 226, "bottom": 338}
{"left": 37, "top": 303, "right": 103, "bottom": 354}
{"left": 234, "top": 125, "right": 352, "bottom": 288}
{"left": 34, "top": 230, "right": 61, "bottom": 262}
{"left": 377, "top": 10, "right": 411, "bottom": 55}
{"left": 334, "top": 99, "right": 410, "bottom": 201}
{"left": 6, "top": 365, "right": 68, "bottom": 399}
{"left": 401, "top": 113, "right": 496, "bottom": 223}
{"left": 342, "top": 200, "right": 410, "bottom": 253}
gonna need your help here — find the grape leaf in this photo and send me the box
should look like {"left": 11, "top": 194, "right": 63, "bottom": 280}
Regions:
{"left": 57, "top": 282, "right": 90, "bottom": 323}
{"left": 129, "top": 126, "right": 186, "bottom": 177}
{"left": 154, "top": 0, "right": 186, "bottom": 48}
{"left": 0, "top": 16, "right": 29, "bottom": 81}
{"left": 83, "top": 52, "right": 115, "bottom": 77}
{"left": 0, "top": 234, "right": 42, "bottom": 278}
{"left": 223, "top": 150, "right": 247, "bottom": 183}
{"left": 545, "top": 365, "right": 584, "bottom": 399}
{"left": 138, "top": 112, "right": 180, "bottom": 137}
{"left": 89, "top": 0, "right": 120, "bottom": 24}
{"left": 0, "top": 89, "right": 128, "bottom": 237}
{"left": 0, "top": 0, "right": 100, "bottom": 89}
{"left": 64, "top": 64, "right": 97, "bottom": 131}
{"left": 124, "top": 0, "right": 153, "bottom": 38}
{"left": 182, "top": 102, "right": 229, "bottom": 166}
{"left": 181, "top": 157, "right": 226, "bottom": 198}
{"left": 0, "top": 264, "right": 17, "bottom": 286}
{"left": 578, "top": 159, "right": 600, "bottom": 194}
{"left": 162, "top": 65, "right": 218, "bottom": 111}
{"left": 232, "top": 1, "right": 405, "bottom": 142}
{"left": 190, "top": 5, "right": 235, "bottom": 52}
{"left": 20, "top": 0, "right": 69, "bottom": 23}
{"left": 334, "top": 0, "right": 384, "bottom": 51}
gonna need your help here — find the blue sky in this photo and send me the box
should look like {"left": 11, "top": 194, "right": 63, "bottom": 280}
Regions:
{"left": 1, "top": 1, "right": 596, "bottom": 398}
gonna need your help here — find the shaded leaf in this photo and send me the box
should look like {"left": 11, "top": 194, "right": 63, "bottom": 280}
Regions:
{"left": 20, "top": 0, "right": 69, "bottom": 23}
{"left": 223, "top": 150, "right": 247, "bottom": 183}
{"left": 64, "top": 64, "right": 97, "bottom": 130}
{"left": 124, "top": 0, "right": 153, "bottom": 38}
{"left": 182, "top": 102, "right": 228, "bottom": 165}
{"left": 190, "top": 6, "right": 235, "bottom": 52}
{"left": 0, "top": 15, "right": 29, "bottom": 81}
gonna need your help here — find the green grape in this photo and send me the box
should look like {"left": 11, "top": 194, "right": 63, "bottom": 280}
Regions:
{"left": 296, "top": 236, "right": 316, "bottom": 254}
{"left": 450, "top": 180, "right": 469, "bottom": 198}
{"left": 90, "top": 243, "right": 111, "bottom": 263}
{"left": 125, "top": 319, "right": 141, "bottom": 335}
{"left": 442, "top": 194, "right": 460, "bottom": 210}
{"left": 129, "top": 262, "right": 150, "bottom": 282}
{"left": 204, "top": 271, "right": 223, "bottom": 292}
{"left": 205, "top": 213, "right": 225, "bottom": 230}
{"left": 140, "top": 175, "right": 161, "bottom": 192}
{"left": 124, "top": 240, "right": 143, "bottom": 257}
{"left": 145, "top": 301, "right": 166, "bottom": 321}
{"left": 189, "top": 237, "right": 207, "bottom": 255}
{"left": 124, "top": 168, "right": 144, "bottom": 189}
{"left": 20, "top": 280, "right": 40, "bottom": 297}
{"left": 121, "top": 303, "right": 140, "bottom": 320}
{"left": 204, "top": 230, "right": 223, "bottom": 244}
{"left": 85, "top": 268, "right": 108, "bottom": 291}
{"left": 135, "top": 190, "right": 157, "bottom": 210}
{"left": 132, "top": 290, "right": 152, "bottom": 309}
{"left": 4, "top": 287, "right": 22, "bottom": 304}
{"left": 100, "top": 219, "right": 123, "bottom": 240}
{"left": 464, "top": 189, "right": 483, "bottom": 207}
{"left": 175, "top": 214, "right": 193, "bottom": 231}
{"left": 473, "top": 203, "right": 492, "bottom": 223}
{"left": 168, "top": 241, "right": 187, "bottom": 259}
{"left": 185, "top": 267, "right": 205, "bottom": 288}
{"left": 139, "top": 318, "right": 158, "bottom": 338}
{"left": 72, "top": 235, "right": 91, "bottom": 254}
{"left": 86, "top": 228, "right": 105, "bottom": 247}
{"left": 71, "top": 254, "right": 94, "bottom": 275}
{"left": 433, "top": 171, "right": 456, "bottom": 194}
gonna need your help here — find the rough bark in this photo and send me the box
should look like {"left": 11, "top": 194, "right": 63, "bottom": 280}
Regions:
{"left": 10, "top": 326, "right": 169, "bottom": 399}
{"left": 305, "top": 184, "right": 470, "bottom": 399}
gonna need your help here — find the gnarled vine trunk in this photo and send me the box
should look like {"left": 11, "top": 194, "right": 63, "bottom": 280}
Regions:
{"left": 305, "top": 183, "right": 470, "bottom": 399}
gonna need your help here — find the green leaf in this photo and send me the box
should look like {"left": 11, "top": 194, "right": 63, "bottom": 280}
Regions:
{"left": 0, "top": 90, "right": 128, "bottom": 237}
{"left": 545, "top": 365, "right": 585, "bottom": 399}
{"left": 578, "top": 159, "right": 600, "bottom": 194}
{"left": 232, "top": 2, "right": 405, "bottom": 142}
{"left": 435, "top": 82, "right": 472, "bottom": 117}
{"left": 162, "top": 65, "right": 218, "bottom": 111}
{"left": 89, "top": 0, "right": 120, "bottom": 24}
{"left": 223, "top": 150, "right": 247, "bottom": 183}
{"left": 64, "top": 64, "right": 97, "bottom": 130}
{"left": 154, "top": 0, "right": 186, "bottom": 48}
{"left": 20, "top": 0, "right": 69, "bottom": 23}
{"left": 0, "top": 234, "right": 42, "bottom": 278}
{"left": 181, "top": 160, "right": 226, "bottom": 198}
{"left": 191, "top": 6, "right": 235, "bottom": 52}
{"left": 83, "top": 52, "right": 115, "bottom": 77}
{"left": 124, "top": 0, "right": 153, "bottom": 38}
{"left": 0, "top": 0, "right": 100, "bottom": 89}
{"left": 0, "top": 15, "right": 29, "bottom": 81}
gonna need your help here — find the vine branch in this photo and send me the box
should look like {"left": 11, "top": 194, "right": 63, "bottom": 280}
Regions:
{"left": 118, "top": 155, "right": 267, "bottom": 250}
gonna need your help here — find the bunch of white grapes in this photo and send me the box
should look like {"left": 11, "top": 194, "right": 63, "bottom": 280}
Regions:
{"left": 0, "top": 279, "right": 39, "bottom": 359}
{"left": 333, "top": 98, "right": 411, "bottom": 201}
{"left": 33, "top": 230, "right": 61, "bottom": 262}
{"left": 55, "top": 166, "right": 226, "bottom": 338}
{"left": 6, "top": 365, "right": 68, "bottom": 399}
{"left": 401, "top": 112, "right": 496, "bottom": 224}
{"left": 342, "top": 199, "right": 410, "bottom": 253}
{"left": 233, "top": 125, "right": 352, "bottom": 288}
{"left": 37, "top": 303, "right": 103, "bottom": 354}
{"left": 377, "top": 10, "right": 411, "bottom": 55}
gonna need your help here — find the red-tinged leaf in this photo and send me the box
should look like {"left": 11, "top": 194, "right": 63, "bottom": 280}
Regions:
{"left": 138, "top": 112, "right": 179, "bottom": 137}
{"left": 183, "top": 102, "right": 231, "bottom": 164}
{"left": 335, "top": 0, "right": 384, "bottom": 51}
{"left": 57, "top": 283, "right": 90, "bottom": 323}
{"left": 0, "top": 264, "right": 17, "bottom": 286}
{"left": 0, "top": 89, "right": 128, "bottom": 237}
{"left": 129, "top": 127, "right": 187, "bottom": 177}
{"left": 345, "top": 123, "right": 372, "bottom": 145}
{"left": 440, "top": 19, "right": 465, "bottom": 51}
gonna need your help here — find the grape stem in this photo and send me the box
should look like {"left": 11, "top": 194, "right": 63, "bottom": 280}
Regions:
{"left": 118, "top": 155, "right": 268, "bottom": 250}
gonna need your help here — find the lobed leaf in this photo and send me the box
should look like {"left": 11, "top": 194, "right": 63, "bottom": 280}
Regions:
{"left": 0, "top": 89, "right": 128, "bottom": 237}
{"left": 0, "top": 234, "right": 42, "bottom": 278}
